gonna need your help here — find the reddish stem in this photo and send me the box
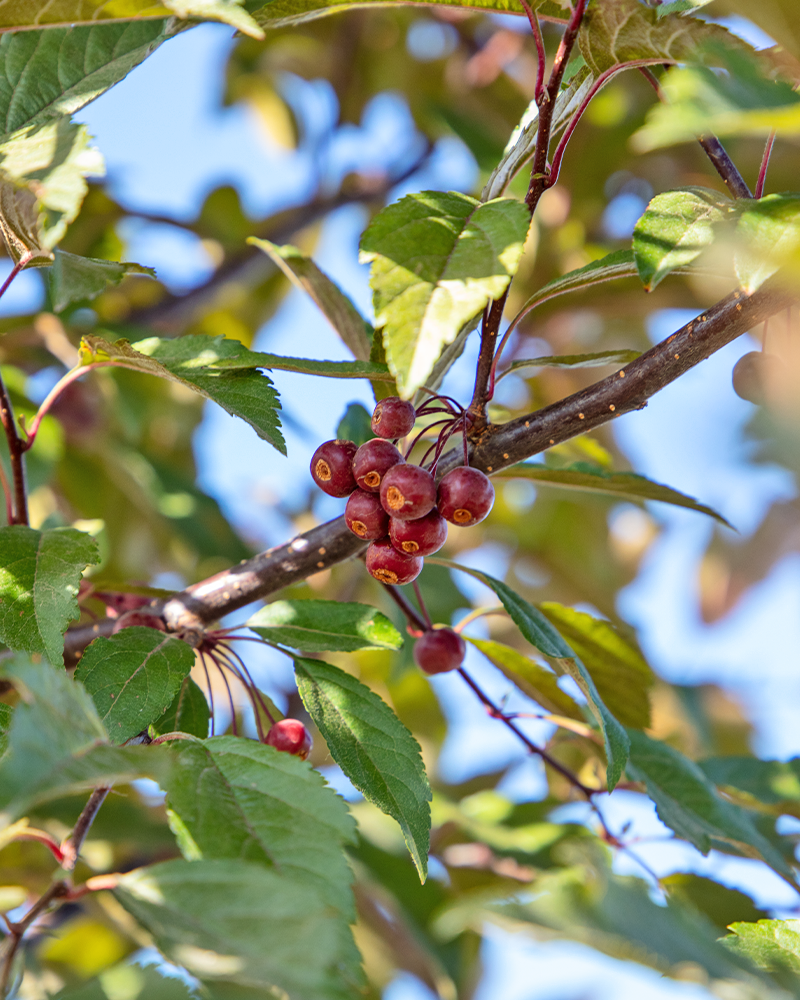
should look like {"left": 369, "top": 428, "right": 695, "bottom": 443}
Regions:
{"left": 755, "top": 131, "right": 776, "bottom": 199}
{"left": 518, "top": 0, "right": 546, "bottom": 102}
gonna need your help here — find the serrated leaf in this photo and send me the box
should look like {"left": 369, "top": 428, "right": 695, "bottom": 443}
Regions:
{"left": 578, "top": 0, "right": 752, "bottom": 75}
{"left": 252, "top": 0, "right": 568, "bottom": 31}
{"left": 429, "top": 560, "right": 629, "bottom": 789}
{"left": 249, "top": 238, "right": 373, "bottom": 361}
{"left": 626, "top": 729, "right": 798, "bottom": 886}
{"left": 114, "top": 858, "right": 364, "bottom": 1000}
{"left": 633, "top": 187, "right": 729, "bottom": 291}
{"left": 161, "top": 735, "right": 356, "bottom": 911}
{"left": 75, "top": 627, "right": 195, "bottom": 743}
{"left": 294, "top": 656, "right": 431, "bottom": 880}
{"left": 0, "top": 525, "right": 99, "bottom": 665}
{"left": 153, "top": 677, "right": 210, "bottom": 739}
{"left": 466, "top": 637, "right": 584, "bottom": 720}
{"left": 247, "top": 600, "right": 403, "bottom": 652}
{"left": 502, "top": 349, "right": 641, "bottom": 378}
{"left": 80, "top": 334, "right": 285, "bottom": 454}
{"left": 494, "top": 463, "right": 733, "bottom": 526}
{"left": 735, "top": 193, "right": 800, "bottom": 293}
{"left": 359, "top": 191, "right": 530, "bottom": 399}
{"left": 725, "top": 919, "right": 800, "bottom": 974}
{"left": 50, "top": 251, "right": 156, "bottom": 312}
{"left": 657, "top": 0, "right": 713, "bottom": 14}
{"left": 539, "top": 604, "right": 654, "bottom": 729}
{"left": 0, "top": 120, "right": 104, "bottom": 263}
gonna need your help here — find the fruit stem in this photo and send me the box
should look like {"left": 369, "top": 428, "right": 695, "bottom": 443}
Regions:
{"left": 382, "top": 583, "right": 428, "bottom": 633}
{"left": 412, "top": 580, "right": 433, "bottom": 630}
{"left": 755, "top": 131, "right": 776, "bottom": 199}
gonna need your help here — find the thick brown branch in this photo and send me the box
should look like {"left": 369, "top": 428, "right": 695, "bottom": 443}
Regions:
{"left": 154, "top": 279, "right": 793, "bottom": 634}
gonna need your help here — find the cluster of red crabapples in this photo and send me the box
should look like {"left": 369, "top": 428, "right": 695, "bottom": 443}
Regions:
{"left": 310, "top": 394, "right": 495, "bottom": 676}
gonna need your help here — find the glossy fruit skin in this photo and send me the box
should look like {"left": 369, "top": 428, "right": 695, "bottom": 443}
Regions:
{"left": 345, "top": 489, "right": 389, "bottom": 540}
{"left": 380, "top": 464, "right": 437, "bottom": 521}
{"left": 389, "top": 509, "right": 447, "bottom": 556}
{"left": 353, "top": 439, "right": 404, "bottom": 492}
{"left": 265, "top": 719, "right": 312, "bottom": 759}
{"left": 372, "top": 397, "right": 416, "bottom": 439}
{"left": 732, "top": 351, "right": 781, "bottom": 405}
{"left": 310, "top": 439, "right": 358, "bottom": 497}
{"left": 437, "top": 467, "right": 495, "bottom": 526}
{"left": 413, "top": 628, "right": 466, "bottom": 675}
{"left": 366, "top": 538, "right": 423, "bottom": 585}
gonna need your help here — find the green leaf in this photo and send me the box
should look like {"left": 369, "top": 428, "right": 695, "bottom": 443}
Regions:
{"left": 0, "top": 22, "right": 174, "bottom": 134}
{"left": 152, "top": 676, "right": 210, "bottom": 739}
{"left": 494, "top": 463, "right": 733, "bottom": 526}
{"left": 502, "top": 349, "right": 641, "bottom": 378}
{"left": 114, "top": 858, "right": 364, "bottom": 1000}
{"left": 725, "top": 919, "right": 800, "bottom": 974}
{"left": 247, "top": 600, "right": 403, "bottom": 652}
{"left": 538, "top": 604, "right": 655, "bottom": 729}
{"left": 161, "top": 735, "right": 356, "bottom": 911}
{"left": 663, "top": 873, "right": 767, "bottom": 933}
{"left": 0, "top": 120, "right": 104, "bottom": 264}
{"left": 466, "top": 637, "right": 584, "bottom": 720}
{"left": 50, "top": 251, "right": 156, "bottom": 312}
{"left": 359, "top": 191, "right": 530, "bottom": 399}
{"left": 429, "top": 559, "right": 629, "bottom": 790}
{"left": 633, "top": 188, "right": 729, "bottom": 291}
{"left": 336, "top": 402, "right": 373, "bottom": 446}
{"left": 656, "top": 0, "right": 713, "bottom": 14}
{"left": 294, "top": 656, "right": 431, "bottom": 880}
{"left": 0, "top": 702, "right": 11, "bottom": 757}
{"left": 252, "top": 0, "right": 568, "bottom": 31}
{"left": 699, "top": 756, "right": 800, "bottom": 806}
{"left": 0, "top": 525, "right": 99, "bottom": 665}
{"left": 626, "top": 729, "right": 798, "bottom": 885}
{"left": 79, "top": 334, "right": 286, "bottom": 454}
{"left": 75, "top": 627, "right": 195, "bottom": 743}
{"left": 249, "top": 238, "right": 374, "bottom": 361}
{"left": 735, "top": 194, "right": 800, "bottom": 293}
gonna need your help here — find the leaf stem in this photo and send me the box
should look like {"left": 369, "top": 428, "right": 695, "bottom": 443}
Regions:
{"left": 755, "top": 131, "right": 776, "bottom": 199}
{"left": 19, "top": 362, "right": 114, "bottom": 453}
{"left": 0, "top": 370, "right": 28, "bottom": 525}
{"left": 60, "top": 787, "right": 111, "bottom": 872}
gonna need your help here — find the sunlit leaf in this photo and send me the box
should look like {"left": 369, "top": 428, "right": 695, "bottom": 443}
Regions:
{"left": 0, "top": 525, "right": 99, "bottom": 666}
{"left": 735, "top": 193, "right": 800, "bottom": 292}
{"left": 50, "top": 251, "right": 156, "bottom": 312}
{"left": 502, "top": 349, "right": 640, "bottom": 378}
{"left": 294, "top": 657, "right": 431, "bottom": 880}
{"left": 725, "top": 919, "right": 800, "bottom": 975}
{"left": 0, "top": 0, "right": 263, "bottom": 35}
{"left": 247, "top": 600, "right": 403, "bottom": 652}
{"left": 359, "top": 191, "right": 530, "bottom": 398}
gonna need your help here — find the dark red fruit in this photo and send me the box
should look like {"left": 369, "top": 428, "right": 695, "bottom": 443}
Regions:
{"left": 380, "top": 464, "right": 437, "bottom": 521}
{"left": 366, "top": 538, "right": 423, "bottom": 585}
{"left": 372, "top": 396, "right": 416, "bottom": 439}
{"left": 413, "top": 628, "right": 466, "bottom": 675}
{"left": 265, "top": 719, "right": 312, "bottom": 759}
{"left": 353, "top": 439, "right": 404, "bottom": 492}
{"left": 311, "top": 439, "right": 358, "bottom": 497}
{"left": 732, "top": 351, "right": 781, "bottom": 405}
{"left": 437, "top": 467, "right": 495, "bottom": 526}
{"left": 389, "top": 509, "right": 447, "bottom": 556}
{"left": 345, "top": 489, "right": 389, "bottom": 540}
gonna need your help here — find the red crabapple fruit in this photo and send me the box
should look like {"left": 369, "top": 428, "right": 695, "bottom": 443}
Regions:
{"left": 345, "top": 489, "right": 389, "bottom": 540}
{"left": 366, "top": 538, "right": 423, "bottom": 585}
{"left": 732, "top": 351, "right": 781, "bottom": 405}
{"left": 437, "top": 467, "right": 495, "bottom": 526}
{"left": 380, "top": 464, "right": 437, "bottom": 521}
{"left": 353, "top": 439, "right": 404, "bottom": 492}
{"left": 265, "top": 719, "right": 312, "bottom": 759}
{"left": 372, "top": 397, "right": 416, "bottom": 439}
{"left": 310, "top": 439, "right": 358, "bottom": 497}
{"left": 413, "top": 628, "right": 466, "bottom": 675}
{"left": 389, "top": 509, "right": 447, "bottom": 556}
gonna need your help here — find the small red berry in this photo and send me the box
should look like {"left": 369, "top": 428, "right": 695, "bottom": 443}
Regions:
{"left": 372, "top": 397, "right": 416, "bottom": 439}
{"left": 366, "top": 538, "right": 423, "bottom": 585}
{"left": 345, "top": 489, "right": 389, "bottom": 540}
{"left": 389, "top": 509, "right": 447, "bottom": 556}
{"left": 732, "top": 351, "right": 781, "bottom": 405}
{"left": 437, "top": 467, "right": 495, "bottom": 526}
{"left": 380, "top": 464, "right": 437, "bottom": 521}
{"left": 265, "top": 719, "right": 312, "bottom": 759}
{"left": 413, "top": 628, "right": 466, "bottom": 675}
{"left": 353, "top": 439, "right": 404, "bottom": 492}
{"left": 310, "top": 440, "right": 358, "bottom": 497}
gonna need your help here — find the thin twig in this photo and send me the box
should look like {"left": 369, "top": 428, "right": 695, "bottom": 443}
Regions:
{"left": 518, "top": 0, "right": 546, "bottom": 102}
{"left": 0, "top": 881, "right": 70, "bottom": 995}
{"left": 60, "top": 787, "right": 111, "bottom": 872}
{"left": 0, "top": 370, "right": 28, "bottom": 525}
{"left": 755, "top": 131, "right": 776, "bottom": 199}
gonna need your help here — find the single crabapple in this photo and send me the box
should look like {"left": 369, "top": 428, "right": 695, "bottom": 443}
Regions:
{"left": 366, "top": 537, "right": 423, "bottom": 585}
{"left": 732, "top": 351, "right": 781, "bottom": 405}
{"left": 352, "top": 438, "right": 404, "bottom": 492}
{"left": 372, "top": 396, "right": 416, "bottom": 439}
{"left": 380, "top": 464, "right": 437, "bottom": 521}
{"left": 437, "top": 467, "right": 495, "bottom": 526}
{"left": 310, "top": 439, "right": 358, "bottom": 497}
{"left": 345, "top": 489, "right": 389, "bottom": 540}
{"left": 389, "top": 509, "right": 447, "bottom": 556}
{"left": 413, "top": 628, "right": 466, "bottom": 675}
{"left": 265, "top": 718, "right": 312, "bottom": 759}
